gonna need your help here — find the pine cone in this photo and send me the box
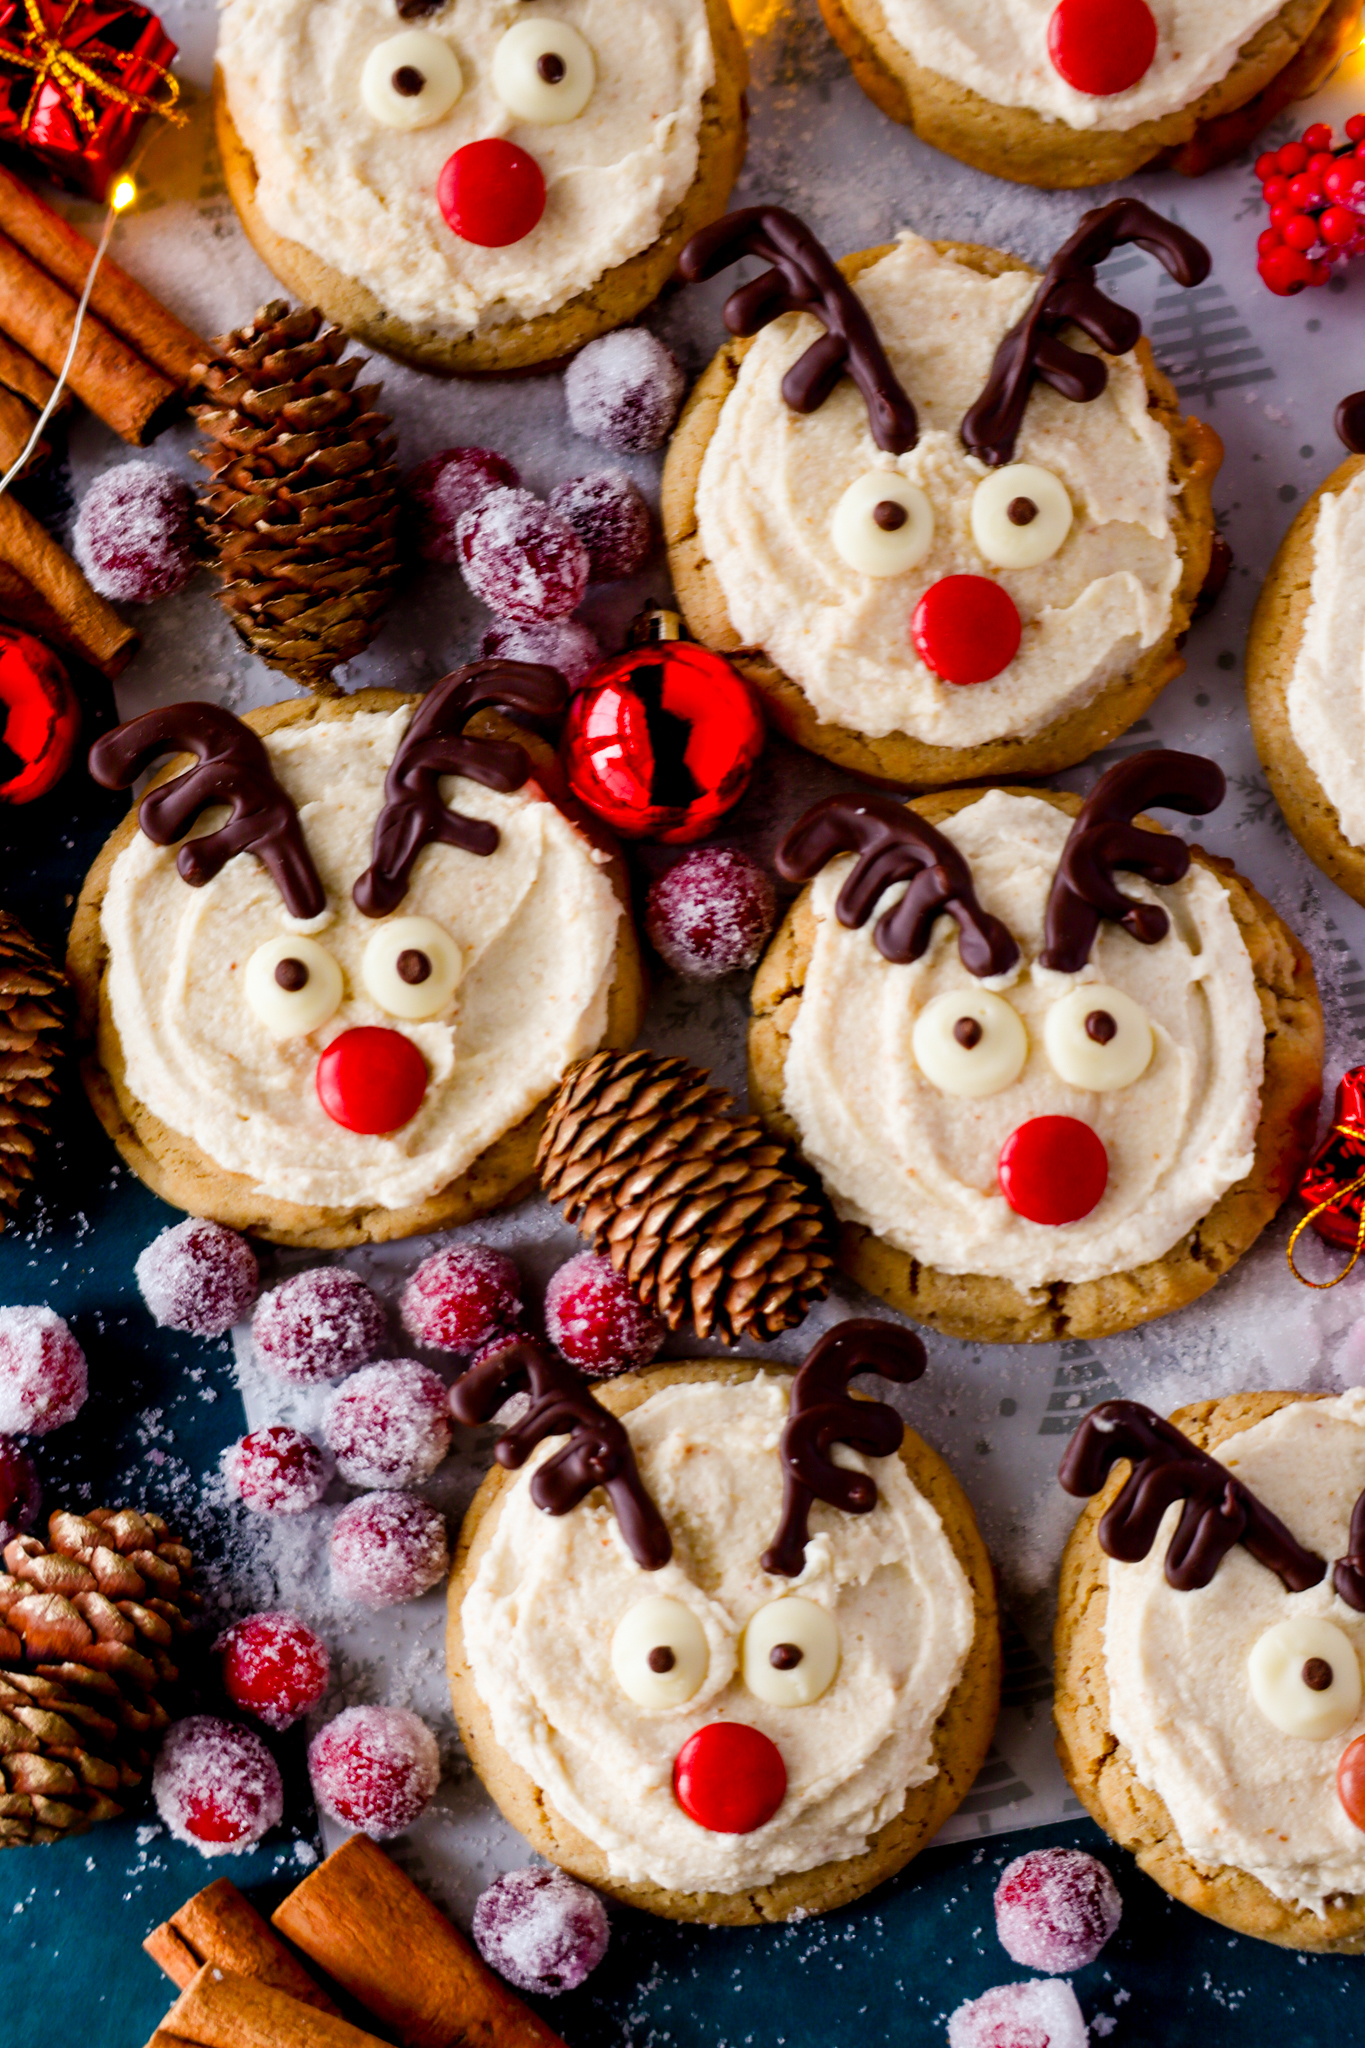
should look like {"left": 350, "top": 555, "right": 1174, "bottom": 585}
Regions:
{"left": 0, "top": 1507, "right": 199, "bottom": 1846}
{"left": 191, "top": 301, "right": 403, "bottom": 694}
{"left": 0, "top": 912, "right": 64, "bottom": 1223}
{"left": 538, "top": 1049, "right": 834, "bottom": 1344}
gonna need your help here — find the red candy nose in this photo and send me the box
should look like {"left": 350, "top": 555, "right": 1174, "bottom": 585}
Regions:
{"left": 912, "top": 575, "right": 1021, "bottom": 685}
{"left": 673, "top": 1723, "right": 787, "bottom": 1834}
{"left": 316, "top": 1028, "right": 428, "bottom": 1135}
{"left": 1048, "top": 0, "right": 1157, "bottom": 96}
{"left": 438, "top": 139, "right": 546, "bottom": 247}
{"left": 1339, "top": 1734, "right": 1365, "bottom": 1831}
{"left": 999, "top": 1116, "right": 1108, "bottom": 1226}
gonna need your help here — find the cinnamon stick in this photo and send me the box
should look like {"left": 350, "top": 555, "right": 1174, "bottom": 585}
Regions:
{"left": 0, "top": 330, "right": 64, "bottom": 414}
{"left": 273, "top": 1837, "right": 569, "bottom": 2048}
{"left": 0, "top": 230, "right": 181, "bottom": 443}
{"left": 145, "top": 1879, "right": 339, "bottom": 2014}
{"left": 150, "top": 1968, "right": 392, "bottom": 2048}
{"left": 0, "top": 494, "right": 138, "bottom": 678}
{"left": 0, "top": 387, "right": 47, "bottom": 475}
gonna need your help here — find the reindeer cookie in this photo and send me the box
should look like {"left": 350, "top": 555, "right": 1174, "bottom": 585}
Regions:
{"left": 1056, "top": 1391, "right": 1365, "bottom": 1951}
{"left": 447, "top": 1324, "right": 1000, "bottom": 1922}
{"left": 212, "top": 0, "right": 746, "bottom": 373}
{"left": 749, "top": 753, "right": 1324, "bottom": 1344}
{"left": 67, "top": 668, "right": 644, "bottom": 1247}
{"left": 663, "top": 202, "right": 1223, "bottom": 787}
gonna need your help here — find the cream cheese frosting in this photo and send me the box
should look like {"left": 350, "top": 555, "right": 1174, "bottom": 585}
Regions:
{"left": 100, "top": 708, "right": 622, "bottom": 1212}
{"left": 780, "top": 790, "right": 1264, "bottom": 1289}
{"left": 217, "top": 0, "right": 715, "bottom": 339}
{"left": 1104, "top": 1391, "right": 1365, "bottom": 1912}
{"left": 1285, "top": 466, "right": 1365, "bottom": 847}
{"left": 872, "top": 0, "right": 1289, "bottom": 133}
{"left": 693, "top": 237, "right": 1182, "bottom": 748}
{"left": 459, "top": 1373, "right": 976, "bottom": 1893}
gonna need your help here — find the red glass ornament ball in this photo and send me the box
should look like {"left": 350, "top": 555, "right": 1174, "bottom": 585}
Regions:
{"left": 0, "top": 628, "right": 78, "bottom": 805}
{"left": 1047, "top": 0, "right": 1157, "bottom": 95}
{"left": 560, "top": 642, "right": 765, "bottom": 843}
{"left": 912, "top": 575, "right": 1022, "bottom": 685}
{"left": 438, "top": 139, "right": 545, "bottom": 247}
{"left": 316, "top": 1028, "right": 428, "bottom": 1134}
{"left": 1339, "top": 1734, "right": 1365, "bottom": 1831}
{"left": 998, "top": 1117, "right": 1108, "bottom": 1226}
{"left": 673, "top": 1723, "right": 787, "bottom": 1834}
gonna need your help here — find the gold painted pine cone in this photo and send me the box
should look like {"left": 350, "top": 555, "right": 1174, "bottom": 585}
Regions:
{"left": 0, "top": 1508, "right": 198, "bottom": 1846}
{"left": 0, "top": 911, "right": 65, "bottom": 1223}
{"left": 537, "top": 1048, "right": 834, "bottom": 1343}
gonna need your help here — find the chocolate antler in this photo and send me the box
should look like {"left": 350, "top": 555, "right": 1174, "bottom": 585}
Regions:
{"left": 88, "top": 704, "right": 326, "bottom": 919}
{"left": 762, "top": 1319, "right": 926, "bottom": 1577}
{"left": 1059, "top": 1399, "right": 1325, "bottom": 1595}
{"left": 1040, "top": 751, "right": 1226, "bottom": 975}
{"left": 1334, "top": 1490, "right": 1365, "bottom": 1611}
{"left": 679, "top": 207, "right": 917, "bottom": 456}
{"left": 777, "top": 792, "right": 1019, "bottom": 978}
{"left": 353, "top": 660, "right": 568, "bottom": 916}
{"left": 961, "top": 200, "right": 1210, "bottom": 469}
{"left": 450, "top": 1338, "right": 671, "bottom": 1571}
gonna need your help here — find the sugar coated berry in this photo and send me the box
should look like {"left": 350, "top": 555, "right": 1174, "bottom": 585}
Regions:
{"left": 225, "top": 1426, "right": 331, "bottom": 1515}
{"left": 0, "top": 1436, "right": 39, "bottom": 1545}
{"left": 136, "top": 1219, "right": 259, "bottom": 1337}
{"left": 458, "top": 487, "right": 588, "bottom": 624}
{"left": 324, "top": 1359, "right": 452, "bottom": 1488}
{"left": 153, "top": 1716, "right": 283, "bottom": 1857}
{"left": 995, "top": 1847, "right": 1121, "bottom": 1973}
{"left": 645, "top": 847, "right": 777, "bottom": 979}
{"left": 308, "top": 1705, "right": 440, "bottom": 1837}
{"left": 401, "top": 1244, "right": 521, "bottom": 1355}
{"left": 409, "top": 447, "right": 520, "bottom": 563}
{"left": 544, "top": 1252, "right": 664, "bottom": 1378}
{"left": 548, "top": 472, "right": 654, "bottom": 582}
{"left": 473, "top": 1867, "right": 609, "bottom": 1995}
{"left": 0, "top": 1306, "right": 87, "bottom": 1435}
{"left": 72, "top": 462, "right": 196, "bottom": 603}
{"left": 482, "top": 617, "right": 602, "bottom": 691}
{"left": 218, "top": 1611, "right": 330, "bottom": 1730}
{"left": 331, "top": 1490, "right": 449, "bottom": 1607}
{"left": 253, "top": 1268, "right": 389, "bottom": 1384}
{"left": 947, "top": 1979, "right": 1088, "bottom": 2048}
{"left": 564, "top": 329, "right": 684, "bottom": 454}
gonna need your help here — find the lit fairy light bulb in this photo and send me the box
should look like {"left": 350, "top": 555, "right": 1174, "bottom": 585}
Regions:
{"left": 111, "top": 177, "right": 137, "bottom": 212}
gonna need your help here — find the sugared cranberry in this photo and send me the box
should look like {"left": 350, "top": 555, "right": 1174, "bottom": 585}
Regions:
{"left": 0, "top": 1306, "right": 86, "bottom": 1434}
{"left": 482, "top": 618, "right": 602, "bottom": 691}
{"left": 473, "top": 1867, "right": 609, "bottom": 1995}
{"left": 71, "top": 462, "right": 196, "bottom": 603}
{"left": 457, "top": 487, "right": 588, "bottom": 624}
{"left": 400, "top": 1245, "right": 522, "bottom": 1355}
{"left": 324, "top": 1359, "right": 452, "bottom": 1488}
{"left": 544, "top": 1251, "right": 664, "bottom": 1378}
{"left": 217, "top": 1611, "right": 330, "bottom": 1730}
{"left": 153, "top": 1716, "right": 283, "bottom": 1856}
{"left": 330, "top": 1491, "right": 449, "bottom": 1607}
{"left": 645, "top": 847, "right": 777, "bottom": 978}
{"left": 947, "top": 1980, "right": 1088, "bottom": 2048}
{"left": 308, "top": 1705, "right": 440, "bottom": 1836}
{"left": 548, "top": 472, "right": 654, "bottom": 582}
{"left": 564, "top": 329, "right": 685, "bottom": 453}
{"left": 252, "top": 1268, "right": 389, "bottom": 1383}
{"left": 135, "top": 1219, "right": 259, "bottom": 1337}
{"left": 0, "top": 1436, "right": 39, "bottom": 1544}
{"left": 225, "top": 1426, "right": 331, "bottom": 1515}
{"left": 994, "top": 1847, "right": 1121, "bottom": 1972}
{"left": 409, "top": 447, "right": 520, "bottom": 564}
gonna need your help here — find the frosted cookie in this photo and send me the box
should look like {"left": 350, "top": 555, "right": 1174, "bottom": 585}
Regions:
{"left": 664, "top": 203, "right": 1222, "bottom": 787}
{"left": 447, "top": 1325, "right": 1000, "bottom": 1923}
{"left": 748, "top": 753, "right": 1323, "bottom": 1345}
{"left": 818, "top": 0, "right": 1361, "bottom": 190}
{"left": 67, "top": 667, "right": 644, "bottom": 1248}
{"left": 213, "top": 0, "right": 747, "bottom": 373}
{"left": 1056, "top": 1391, "right": 1365, "bottom": 1952}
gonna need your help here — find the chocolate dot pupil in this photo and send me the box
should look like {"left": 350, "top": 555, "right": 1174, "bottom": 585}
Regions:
{"left": 770, "top": 1642, "right": 803, "bottom": 1670}
{"left": 397, "top": 0, "right": 441, "bottom": 15}
{"left": 396, "top": 949, "right": 432, "bottom": 985}
{"left": 873, "top": 498, "right": 907, "bottom": 532}
{"left": 1007, "top": 496, "right": 1038, "bottom": 526}
{"left": 647, "top": 1645, "right": 675, "bottom": 1674}
{"left": 537, "top": 51, "right": 567, "bottom": 81}
{"left": 1085, "top": 1009, "right": 1118, "bottom": 1045}
{"left": 274, "top": 957, "right": 309, "bottom": 992}
{"left": 953, "top": 1016, "right": 983, "bottom": 1049}
{"left": 392, "top": 63, "right": 425, "bottom": 94}
{"left": 1303, "top": 1656, "right": 1334, "bottom": 1692}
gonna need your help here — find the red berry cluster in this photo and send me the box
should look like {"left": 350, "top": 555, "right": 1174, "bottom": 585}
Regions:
{"left": 1256, "top": 119, "right": 1365, "bottom": 295}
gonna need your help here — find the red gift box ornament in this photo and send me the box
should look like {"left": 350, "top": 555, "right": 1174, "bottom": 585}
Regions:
{"left": 1288, "top": 1067, "right": 1365, "bottom": 1287}
{"left": 0, "top": 0, "right": 183, "bottom": 200}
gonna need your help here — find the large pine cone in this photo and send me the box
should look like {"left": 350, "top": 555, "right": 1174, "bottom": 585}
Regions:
{"left": 0, "top": 1508, "right": 198, "bottom": 1846}
{"left": 0, "top": 913, "right": 64, "bottom": 1223}
{"left": 538, "top": 1049, "right": 834, "bottom": 1344}
{"left": 191, "top": 301, "right": 402, "bottom": 694}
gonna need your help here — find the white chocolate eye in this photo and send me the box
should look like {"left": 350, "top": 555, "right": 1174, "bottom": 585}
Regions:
{"left": 912, "top": 989, "right": 1027, "bottom": 1098}
{"left": 491, "top": 18, "right": 594, "bottom": 124}
{"left": 741, "top": 1597, "right": 839, "bottom": 1707}
{"left": 971, "top": 463, "right": 1073, "bottom": 569}
{"left": 831, "top": 472, "right": 934, "bottom": 577}
{"left": 1043, "top": 986, "right": 1153, "bottom": 1092}
{"left": 361, "top": 31, "right": 463, "bottom": 129}
{"left": 611, "top": 1596, "right": 708, "bottom": 1709}
{"left": 1248, "top": 1617, "right": 1362, "bottom": 1739}
{"left": 244, "top": 935, "right": 343, "bottom": 1038}
{"left": 361, "top": 917, "right": 462, "bottom": 1020}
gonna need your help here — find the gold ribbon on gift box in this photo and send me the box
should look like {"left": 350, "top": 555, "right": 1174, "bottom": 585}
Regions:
{"left": 3, "top": 0, "right": 184, "bottom": 139}
{"left": 1287, "top": 1120, "right": 1365, "bottom": 1288}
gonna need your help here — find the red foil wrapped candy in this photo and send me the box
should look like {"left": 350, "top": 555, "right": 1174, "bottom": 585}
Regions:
{"left": 0, "top": 624, "right": 79, "bottom": 802}
{"left": 1289, "top": 1067, "right": 1365, "bottom": 1285}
